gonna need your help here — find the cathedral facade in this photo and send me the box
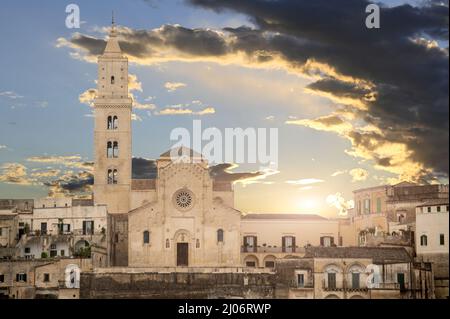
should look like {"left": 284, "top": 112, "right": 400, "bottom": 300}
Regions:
{"left": 93, "top": 23, "right": 241, "bottom": 267}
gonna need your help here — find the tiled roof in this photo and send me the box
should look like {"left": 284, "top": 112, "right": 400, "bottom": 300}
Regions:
{"left": 304, "top": 246, "right": 412, "bottom": 263}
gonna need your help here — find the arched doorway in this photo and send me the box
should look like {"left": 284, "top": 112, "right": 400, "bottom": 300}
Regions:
{"left": 174, "top": 229, "right": 191, "bottom": 267}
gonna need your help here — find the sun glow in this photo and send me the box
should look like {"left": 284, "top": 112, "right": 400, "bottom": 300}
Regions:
{"left": 297, "top": 198, "right": 318, "bottom": 211}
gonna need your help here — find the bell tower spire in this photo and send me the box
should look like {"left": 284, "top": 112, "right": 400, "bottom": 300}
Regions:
{"left": 93, "top": 14, "right": 132, "bottom": 218}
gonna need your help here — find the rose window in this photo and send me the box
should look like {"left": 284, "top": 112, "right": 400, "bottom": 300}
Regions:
{"left": 174, "top": 189, "right": 194, "bottom": 210}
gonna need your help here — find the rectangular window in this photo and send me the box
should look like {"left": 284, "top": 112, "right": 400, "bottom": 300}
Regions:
{"left": 321, "top": 236, "right": 334, "bottom": 247}
{"left": 440, "top": 234, "right": 445, "bottom": 246}
{"left": 282, "top": 236, "right": 296, "bottom": 253}
{"left": 244, "top": 236, "right": 257, "bottom": 252}
{"left": 143, "top": 231, "right": 150, "bottom": 244}
{"left": 427, "top": 207, "right": 431, "bottom": 213}
{"left": 328, "top": 273, "right": 336, "bottom": 289}
{"left": 437, "top": 206, "right": 441, "bottom": 212}
{"left": 352, "top": 273, "right": 360, "bottom": 289}
{"left": 50, "top": 250, "right": 57, "bottom": 257}
{"left": 376, "top": 198, "right": 381, "bottom": 214}
{"left": 245, "top": 261, "right": 256, "bottom": 267}
{"left": 24, "top": 247, "right": 30, "bottom": 254}
{"left": 0, "top": 274, "right": 4, "bottom": 283}
{"left": 0, "top": 228, "right": 2, "bottom": 237}
{"left": 43, "top": 273, "right": 50, "bottom": 282}
{"left": 40, "top": 222, "right": 47, "bottom": 235}
{"left": 397, "top": 273, "right": 405, "bottom": 291}
{"left": 297, "top": 274, "right": 305, "bottom": 288}
{"left": 265, "top": 261, "right": 275, "bottom": 268}
{"left": 364, "top": 199, "right": 371, "bottom": 214}
{"left": 83, "top": 221, "right": 94, "bottom": 235}
{"left": 16, "top": 273, "right": 27, "bottom": 282}
{"left": 59, "top": 223, "right": 71, "bottom": 233}
{"left": 60, "top": 250, "right": 65, "bottom": 256}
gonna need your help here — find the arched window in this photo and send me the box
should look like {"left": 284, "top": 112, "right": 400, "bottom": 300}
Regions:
{"left": 107, "top": 142, "right": 113, "bottom": 158}
{"left": 107, "top": 169, "right": 113, "bottom": 184}
{"left": 143, "top": 231, "right": 150, "bottom": 244}
{"left": 107, "top": 116, "right": 118, "bottom": 130}
{"left": 165, "top": 239, "right": 170, "bottom": 248}
{"left": 113, "top": 142, "right": 119, "bottom": 158}
{"left": 111, "top": 76, "right": 115, "bottom": 84}
{"left": 217, "top": 229, "right": 224, "bottom": 243}
{"left": 113, "top": 169, "right": 118, "bottom": 184}
{"left": 107, "top": 116, "right": 113, "bottom": 130}
{"left": 107, "top": 169, "right": 118, "bottom": 184}
{"left": 420, "top": 235, "right": 428, "bottom": 246}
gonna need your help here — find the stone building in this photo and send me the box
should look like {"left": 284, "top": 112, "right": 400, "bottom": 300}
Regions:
{"left": 78, "top": 247, "right": 434, "bottom": 299}
{"left": 415, "top": 199, "right": 449, "bottom": 298}
{"left": 351, "top": 182, "right": 448, "bottom": 246}
{"left": 240, "top": 214, "right": 340, "bottom": 268}
{"left": 0, "top": 258, "right": 91, "bottom": 299}
{"left": 91, "top": 22, "right": 340, "bottom": 269}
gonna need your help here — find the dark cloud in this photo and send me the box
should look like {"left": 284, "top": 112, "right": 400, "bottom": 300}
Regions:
{"left": 307, "top": 78, "right": 371, "bottom": 100}
{"left": 132, "top": 157, "right": 157, "bottom": 179}
{"left": 60, "top": 0, "right": 449, "bottom": 180}
{"left": 44, "top": 171, "right": 93, "bottom": 197}
{"left": 130, "top": 158, "right": 263, "bottom": 182}
{"left": 209, "top": 163, "right": 262, "bottom": 182}
{"left": 188, "top": 0, "right": 448, "bottom": 178}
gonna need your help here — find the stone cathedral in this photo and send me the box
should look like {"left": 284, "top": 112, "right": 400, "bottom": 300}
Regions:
{"left": 93, "top": 22, "right": 242, "bottom": 267}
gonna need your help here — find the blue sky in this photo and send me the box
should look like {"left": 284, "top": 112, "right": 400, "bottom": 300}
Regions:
{"left": 0, "top": 0, "right": 448, "bottom": 216}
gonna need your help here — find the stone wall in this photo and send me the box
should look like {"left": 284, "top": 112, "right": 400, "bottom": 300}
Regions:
{"left": 108, "top": 213, "right": 128, "bottom": 266}
{"left": 80, "top": 270, "right": 276, "bottom": 299}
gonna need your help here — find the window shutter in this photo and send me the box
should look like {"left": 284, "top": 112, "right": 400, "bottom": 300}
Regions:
{"left": 254, "top": 236, "right": 258, "bottom": 252}
{"left": 292, "top": 237, "right": 296, "bottom": 252}
{"left": 330, "top": 237, "right": 335, "bottom": 246}
{"left": 320, "top": 237, "right": 324, "bottom": 246}
{"left": 282, "top": 236, "right": 286, "bottom": 253}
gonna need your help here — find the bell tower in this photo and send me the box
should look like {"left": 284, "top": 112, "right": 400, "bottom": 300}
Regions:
{"left": 93, "top": 16, "right": 132, "bottom": 215}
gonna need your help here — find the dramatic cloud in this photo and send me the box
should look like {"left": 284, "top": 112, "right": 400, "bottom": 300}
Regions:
{"left": 45, "top": 171, "right": 93, "bottom": 198}
{"left": 31, "top": 169, "right": 61, "bottom": 178}
{"left": 326, "top": 192, "right": 355, "bottom": 216}
{"left": 164, "top": 81, "right": 187, "bottom": 92}
{"left": 0, "top": 163, "right": 33, "bottom": 185}
{"left": 57, "top": 0, "right": 449, "bottom": 182}
{"left": 349, "top": 168, "right": 369, "bottom": 182}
